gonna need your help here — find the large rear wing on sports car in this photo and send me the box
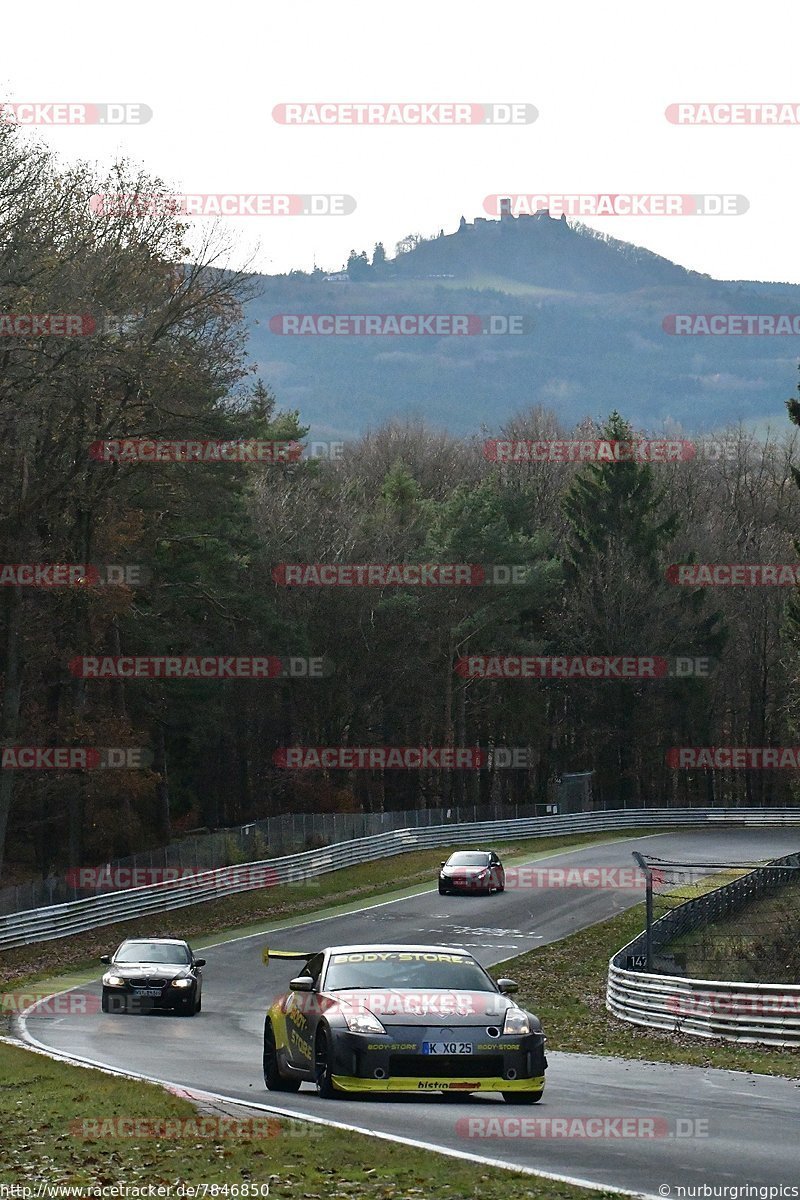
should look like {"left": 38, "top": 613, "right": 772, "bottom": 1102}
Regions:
{"left": 262, "top": 947, "right": 317, "bottom": 965}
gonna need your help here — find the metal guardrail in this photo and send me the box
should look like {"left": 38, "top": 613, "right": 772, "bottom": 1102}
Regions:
{"left": 607, "top": 849, "right": 800, "bottom": 1047}
{"left": 2, "top": 806, "right": 799, "bottom": 952}
{"left": 0, "top": 798, "right": 578, "bottom": 916}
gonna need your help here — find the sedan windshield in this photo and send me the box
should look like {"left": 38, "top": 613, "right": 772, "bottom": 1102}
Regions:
{"left": 324, "top": 951, "right": 495, "bottom": 992}
{"left": 114, "top": 943, "right": 191, "bottom": 964}
{"left": 446, "top": 852, "right": 490, "bottom": 867}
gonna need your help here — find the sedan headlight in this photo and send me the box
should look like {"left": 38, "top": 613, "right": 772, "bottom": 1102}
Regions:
{"left": 171, "top": 977, "right": 193, "bottom": 988}
{"left": 503, "top": 1007, "right": 531, "bottom": 1036}
{"left": 342, "top": 1008, "right": 386, "bottom": 1035}
{"left": 102, "top": 973, "right": 125, "bottom": 987}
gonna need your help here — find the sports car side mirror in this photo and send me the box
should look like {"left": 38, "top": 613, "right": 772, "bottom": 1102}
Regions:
{"left": 440, "top": 861, "right": 446, "bottom": 868}
{"left": 194, "top": 959, "right": 206, "bottom": 968}
{"left": 289, "top": 975, "right": 315, "bottom": 992}
{"left": 100, "top": 954, "right": 111, "bottom": 964}
{"left": 496, "top": 978, "right": 518, "bottom": 994}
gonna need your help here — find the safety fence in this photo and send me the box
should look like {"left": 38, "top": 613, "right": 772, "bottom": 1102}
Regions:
{"left": 2, "top": 806, "right": 798, "bottom": 952}
{"left": 607, "top": 849, "right": 800, "bottom": 1047}
{"left": 1, "top": 799, "right": 570, "bottom": 916}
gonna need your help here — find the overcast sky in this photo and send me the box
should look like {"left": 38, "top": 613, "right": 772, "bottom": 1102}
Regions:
{"left": 3, "top": 0, "right": 798, "bottom": 282}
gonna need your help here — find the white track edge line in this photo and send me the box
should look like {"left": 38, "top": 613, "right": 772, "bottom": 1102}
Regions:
{"left": 198, "top": 831, "right": 676, "bottom": 950}
{"left": 3, "top": 1033, "right": 654, "bottom": 1199}
{"left": 5, "top": 830, "right": 709, "bottom": 1200}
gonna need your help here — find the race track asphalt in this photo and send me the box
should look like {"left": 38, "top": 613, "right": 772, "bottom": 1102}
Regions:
{"left": 21, "top": 829, "right": 800, "bottom": 1198}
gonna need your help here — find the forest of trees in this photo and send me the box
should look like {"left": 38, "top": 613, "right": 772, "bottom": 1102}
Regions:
{"left": 3, "top": 119, "right": 800, "bottom": 882}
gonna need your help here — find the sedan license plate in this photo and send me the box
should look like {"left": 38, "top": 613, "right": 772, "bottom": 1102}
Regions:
{"left": 422, "top": 1041, "right": 473, "bottom": 1055}
{"left": 132, "top": 988, "right": 162, "bottom": 997}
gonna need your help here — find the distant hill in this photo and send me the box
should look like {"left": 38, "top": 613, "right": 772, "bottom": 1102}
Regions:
{"left": 243, "top": 211, "right": 800, "bottom": 438}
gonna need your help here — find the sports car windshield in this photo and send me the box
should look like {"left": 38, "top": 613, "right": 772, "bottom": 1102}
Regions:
{"left": 324, "top": 951, "right": 495, "bottom": 991}
{"left": 447, "top": 852, "right": 490, "bottom": 866}
{"left": 114, "top": 943, "right": 191, "bottom": 964}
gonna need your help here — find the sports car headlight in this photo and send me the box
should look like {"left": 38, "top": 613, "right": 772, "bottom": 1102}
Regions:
{"left": 342, "top": 1008, "right": 386, "bottom": 1035}
{"left": 503, "top": 1007, "right": 531, "bottom": 1036}
{"left": 102, "top": 973, "right": 125, "bottom": 987}
{"left": 171, "top": 977, "right": 193, "bottom": 988}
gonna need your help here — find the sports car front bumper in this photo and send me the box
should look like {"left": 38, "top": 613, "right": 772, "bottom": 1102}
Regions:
{"left": 331, "top": 1073, "right": 546, "bottom": 1094}
{"left": 325, "top": 1024, "right": 547, "bottom": 1092}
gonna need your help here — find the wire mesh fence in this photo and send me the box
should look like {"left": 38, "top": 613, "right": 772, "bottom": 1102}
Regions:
{"left": 632, "top": 852, "right": 800, "bottom": 982}
{"left": 0, "top": 795, "right": 575, "bottom": 916}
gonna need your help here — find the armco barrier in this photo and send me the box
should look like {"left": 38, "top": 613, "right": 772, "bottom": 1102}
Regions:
{"left": 607, "top": 849, "right": 800, "bottom": 1047}
{"left": 0, "top": 801, "right": 558, "bottom": 916}
{"left": 1, "top": 807, "right": 799, "bottom": 952}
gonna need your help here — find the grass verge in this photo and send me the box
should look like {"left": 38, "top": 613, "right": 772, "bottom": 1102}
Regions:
{"left": 668, "top": 884, "right": 800, "bottom": 983}
{"left": 490, "top": 903, "right": 800, "bottom": 1077}
{"left": 0, "top": 1040, "right": 624, "bottom": 1198}
{"left": 0, "top": 829, "right": 669, "bottom": 993}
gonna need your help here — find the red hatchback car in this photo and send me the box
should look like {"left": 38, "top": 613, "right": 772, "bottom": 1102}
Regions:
{"left": 438, "top": 850, "right": 505, "bottom": 895}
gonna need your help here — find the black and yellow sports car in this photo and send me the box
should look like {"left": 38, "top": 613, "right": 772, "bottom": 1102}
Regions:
{"left": 262, "top": 943, "right": 547, "bottom": 1102}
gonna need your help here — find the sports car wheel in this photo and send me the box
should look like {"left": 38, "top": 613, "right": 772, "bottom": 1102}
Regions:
{"left": 438, "top": 882, "right": 447, "bottom": 895}
{"left": 503, "top": 1090, "right": 543, "bottom": 1104}
{"left": 315, "top": 1028, "right": 342, "bottom": 1099}
{"left": 263, "top": 1021, "right": 301, "bottom": 1092}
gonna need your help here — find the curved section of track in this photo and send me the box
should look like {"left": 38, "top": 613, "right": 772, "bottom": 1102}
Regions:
{"left": 22, "top": 830, "right": 800, "bottom": 1198}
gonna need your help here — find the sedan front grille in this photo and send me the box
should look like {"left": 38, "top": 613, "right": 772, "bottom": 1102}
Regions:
{"left": 128, "top": 977, "right": 167, "bottom": 988}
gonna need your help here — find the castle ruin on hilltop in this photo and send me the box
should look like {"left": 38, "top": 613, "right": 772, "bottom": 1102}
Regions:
{"left": 458, "top": 198, "right": 569, "bottom": 232}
